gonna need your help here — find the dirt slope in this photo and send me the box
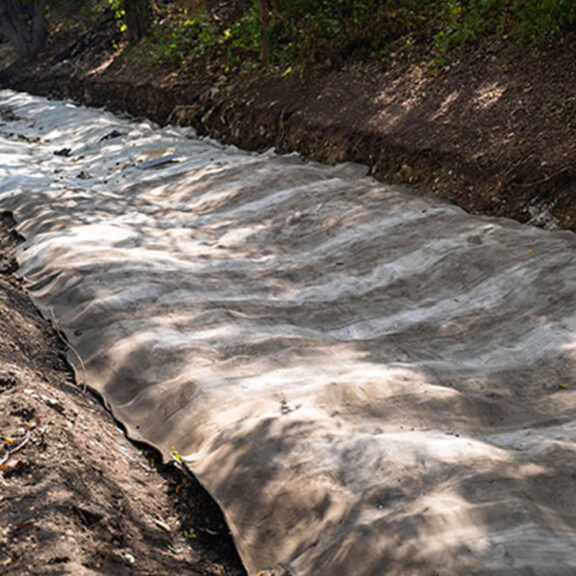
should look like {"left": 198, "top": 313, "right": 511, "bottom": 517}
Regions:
{"left": 0, "top": 211, "right": 245, "bottom": 575}
{"left": 1, "top": 23, "right": 576, "bottom": 231}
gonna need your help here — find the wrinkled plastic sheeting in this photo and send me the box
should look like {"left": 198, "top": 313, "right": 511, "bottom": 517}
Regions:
{"left": 3, "top": 90, "right": 576, "bottom": 575}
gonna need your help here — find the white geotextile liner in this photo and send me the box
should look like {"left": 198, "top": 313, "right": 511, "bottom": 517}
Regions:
{"left": 2, "top": 90, "right": 576, "bottom": 575}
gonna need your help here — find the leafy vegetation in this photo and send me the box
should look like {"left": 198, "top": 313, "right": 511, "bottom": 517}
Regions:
{"left": 4, "top": 0, "right": 576, "bottom": 68}
{"left": 434, "top": 0, "right": 576, "bottom": 56}
{"left": 0, "top": 0, "right": 152, "bottom": 60}
{"left": 138, "top": 0, "right": 576, "bottom": 74}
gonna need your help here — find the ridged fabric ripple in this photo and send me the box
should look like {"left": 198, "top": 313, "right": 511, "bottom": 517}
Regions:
{"left": 2, "top": 91, "right": 576, "bottom": 575}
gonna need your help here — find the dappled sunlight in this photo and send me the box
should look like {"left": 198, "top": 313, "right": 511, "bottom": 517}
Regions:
{"left": 86, "top": 46, "right": 125, "bottom": 77}
{"left": 430, "top": 89, "right": 460, "bottom": 120}
{"left": 5, "top": 89, "right": 576, "bottom": 574}
{"left": 371, "top": 63, "right": 431, "bottom": 130}
{"left": 474, "top": 82, "right": 506, "bottom": 110}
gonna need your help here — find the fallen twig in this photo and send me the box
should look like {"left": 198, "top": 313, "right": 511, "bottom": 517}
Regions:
{"left": 513, "top": 166, "right": 572, "bottom": 188}
{"left": 0, "top": 432, "right": 30, "bottom": 466}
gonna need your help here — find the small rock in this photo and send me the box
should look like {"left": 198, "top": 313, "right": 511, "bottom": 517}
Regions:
{"left": 100, "top": 129, "right": 124, "bottom": 142}
{"left": 54, "top": 148, "right": 72, "bottom": 157}
{"left": 399, "top": 164, "right": 413, "bottom": 179}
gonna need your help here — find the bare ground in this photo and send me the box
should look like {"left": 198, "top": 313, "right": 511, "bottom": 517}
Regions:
{"left": 2, "top": 22, "right": 576, "bottom": 231}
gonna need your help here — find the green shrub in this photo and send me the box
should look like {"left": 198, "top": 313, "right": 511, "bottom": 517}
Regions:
{"left": 134, "top": 0, "right": 576, "bottom": 72}
{"left": 434, "top": 0, "right": 576, "bottom": 59}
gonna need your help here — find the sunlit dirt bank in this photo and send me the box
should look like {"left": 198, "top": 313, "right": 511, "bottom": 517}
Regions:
{"left": 2, "top": 21, "right": 576, "bottom": 232}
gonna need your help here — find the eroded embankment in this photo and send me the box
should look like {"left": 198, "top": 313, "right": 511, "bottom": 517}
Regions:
{"left": 0, "top": 209, "right": 246, "bottom": 576}
{"left": 1, "top": 24, "right": 576, "bottom": 231}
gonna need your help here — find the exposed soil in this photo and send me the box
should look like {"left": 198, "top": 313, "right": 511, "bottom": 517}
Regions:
{"left": 0, "top": 212, "right": 246, "bottom": 575}
{"left": 1, "top": 21, "right": 576, "bottom": 231}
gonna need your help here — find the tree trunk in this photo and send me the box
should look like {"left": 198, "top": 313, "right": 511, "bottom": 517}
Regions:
{"left": 124, "top": 0, "right": 154, "bottom": 43}
{"left": 0, "top": 0, "right": 47, "bottom": 60}
{"left": 257, "top": 0, "right": 272, "bottom": 62}
{"left": 257, "top": 0, "right": 280, "bottom": 62}
{"left": 31, "top": 0, "right": 48, "bottom": 56}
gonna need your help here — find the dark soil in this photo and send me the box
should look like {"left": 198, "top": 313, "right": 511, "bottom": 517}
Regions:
{"left": 0, "top": 212, "right": 245, "bottom": 575}
{"left": 2, "top": 22, "right": 576, "bottom": 231}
